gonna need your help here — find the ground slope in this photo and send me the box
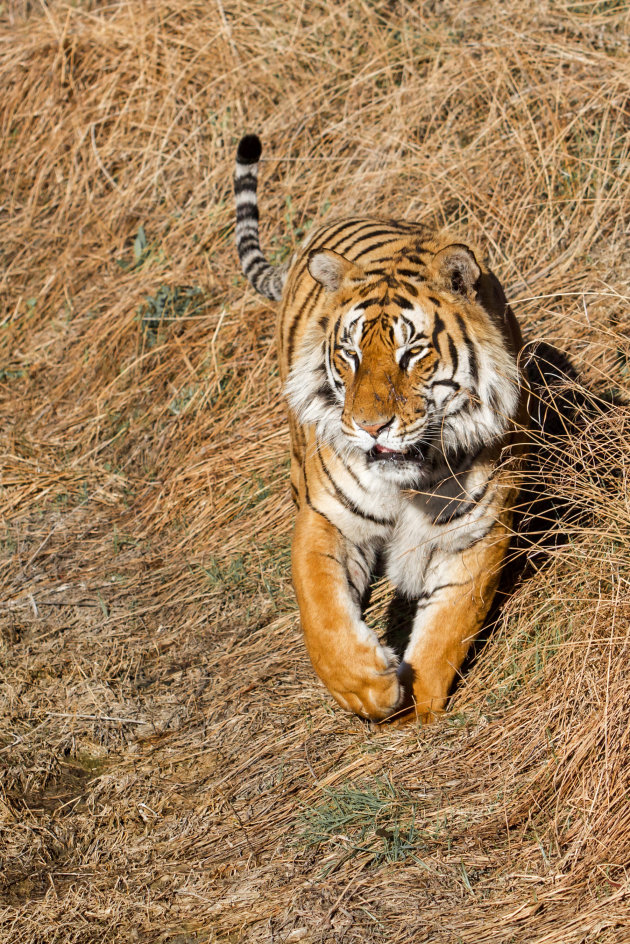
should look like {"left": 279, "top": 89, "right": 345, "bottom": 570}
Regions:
{"left": 0, "top": 2, "right": 629, "bottom": 942}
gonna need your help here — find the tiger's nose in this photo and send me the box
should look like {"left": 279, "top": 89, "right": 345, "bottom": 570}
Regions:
{"left": 358, "top": 417, "right": 395, "bottom": 438}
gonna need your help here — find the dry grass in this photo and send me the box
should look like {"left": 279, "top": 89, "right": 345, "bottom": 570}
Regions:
{"left": 1, "top": 1, "right": 629, "bottom": 941}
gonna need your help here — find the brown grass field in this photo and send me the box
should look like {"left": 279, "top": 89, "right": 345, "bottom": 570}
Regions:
{"left": 1, "top": 1, "right": 630, "bottom": 941}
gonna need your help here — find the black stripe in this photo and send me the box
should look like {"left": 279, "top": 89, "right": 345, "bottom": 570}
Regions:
{"left": 341, "top": 227, "right": 401, "bottom": 256}
{"left": 423, "top": 545, "right": 436, "bottom": 572}
{"left": 244, "top": 262, "right": 268, "bottom": 286}
{"left": 312, "top": 219, "right": 375, "bottom": 259}
{"left": 470, "top": 481, "right": 491, "bottom": 505}
{"left": 315, "top": 384, "right": 338, "bottom": 408}
{"left": 355, "top": 238, "right": 403, "bottom": 260}
{"left": 326, "top": 343, "right": 344, "bottom": 393}
{"left": 414, "top": 599, "right": 436, "bottom": 614}
{"left": 385, "top": 219, "right": 418, "bottom": 231}
{"left": 241, "top": 254, "right": 266, "bottom": 274}
{"left": 237, "top": 229, "right": 260, "bottom": 245}
{"left": 445, "top": 399, "right": 473, "bottom": 420}
{"left": 348, "top": 548, "right": 370, "bottom": 582}
{"left": 415, "top": 581, "right": 468, "bottom": 603}
{"left": 393, "top": 294, "right": 415, "bottom": 310}
{"left": 234, "top": 174, "right": 257, "bottom": 195}
{"left": 304, "top": 475, "right": 337, "bottom": 529}
{"left": 432, "top": 499, "right": 476, "bottom": 525}
{"left": 237, "top": 234, "right": 262, "bottom": 253}
{"left": 447, "top": 334, "right": 459, "bottom": 373}
{"left": 429, "top": 378, "right": 460, "bottom": 392}
{"left": 327, "top": 219, "right": 379, "bottom": 251}
{"left": 487, "top": 385, "right": 505, "bottom": 415}
{"left": 342, "top": 458, "right": 365, "bottom": 490}
{"left": 399, "top": 280, "right": 419, "bottom": 297}
{"left": 318, "top": 551, "right": 344, "bottom": 566}
{"left": 344, "top": 565, "right": 363, "bottom": 605}
{"left": 364, "top": 255, "right": 403, "bottom": 267}
{"left": 399, "top": 349, "right": 413, "bottom": 371}
{"left": 245, "top": 257, "right": 269, "bottom": 280}
{"left": 317, "top": 449, "right": 393, "bottom": 526}
{"left": 431, "top": 312, "right": 445, "bottom": 355}
{"left": 286, "top": 283, "right": 322, "bottom": 366}
{"left": 356, "top": 295, "right": 383, "bottom": 309}
{"left": 455, "top": 314, "right": 479, "bottom": 384}
{"left": 236, "top": 204, "right": 259, "bottom": 223}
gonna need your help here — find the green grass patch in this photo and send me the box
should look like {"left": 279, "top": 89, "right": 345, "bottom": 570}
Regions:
{"left": 299, "top": 775, "right": 428, "bottom": 875}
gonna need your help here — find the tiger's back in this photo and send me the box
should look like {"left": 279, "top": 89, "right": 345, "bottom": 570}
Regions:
{"left": 234, "top": 135, "right": 526, "bottom": 722}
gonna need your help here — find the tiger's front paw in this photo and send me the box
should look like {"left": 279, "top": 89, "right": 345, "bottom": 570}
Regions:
{"left": 387, "top": 660, "right": 447, "bottom": 724}
{"left": 325, "top": 641, "right": 403, "bottom": 721}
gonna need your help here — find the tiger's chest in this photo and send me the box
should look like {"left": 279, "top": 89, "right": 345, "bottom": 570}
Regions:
{"left": 384, "top": 484, "right": 498, "bottom": 598}
{"left": 304, "top": 444, "right": 498, "bottom": 599}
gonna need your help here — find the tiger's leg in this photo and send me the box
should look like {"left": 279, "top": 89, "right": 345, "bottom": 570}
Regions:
{"left": 399, "top": 522, "right": 512, "bottom": 722}
{"left": 292, "top": 504, "right": 402, "bottom": 720}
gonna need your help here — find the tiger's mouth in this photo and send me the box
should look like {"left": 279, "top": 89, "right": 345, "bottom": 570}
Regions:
{"left": 367, "top": 443, "right": 425, "bottom": 464}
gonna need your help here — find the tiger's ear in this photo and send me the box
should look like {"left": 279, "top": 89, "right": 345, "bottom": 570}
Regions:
{"left": 430, "top": 244, "right": 481, "bottom": 297}
{"left": 308, "top": 249, "right": 365, "bottom": 293}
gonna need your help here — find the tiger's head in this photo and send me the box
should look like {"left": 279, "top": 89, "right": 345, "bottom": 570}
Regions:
{"left": 285, "top": 240, "right": 522, "bottom": 485}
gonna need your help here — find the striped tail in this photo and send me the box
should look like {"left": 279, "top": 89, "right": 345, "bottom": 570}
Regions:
{"left": 234, "top": 134, "right": 288, "bottom": 302}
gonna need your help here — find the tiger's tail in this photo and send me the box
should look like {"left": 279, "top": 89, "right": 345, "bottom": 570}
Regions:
{"left": 233, "top": 134, "right": 289, "bottom": 302}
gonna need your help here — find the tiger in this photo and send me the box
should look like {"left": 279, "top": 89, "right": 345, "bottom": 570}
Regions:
{"left": 234, "top": 133, "right": 527, "bottom": 723}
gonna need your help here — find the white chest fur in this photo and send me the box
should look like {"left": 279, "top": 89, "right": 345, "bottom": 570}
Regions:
{"left": 385, "top": 461, "right": 498, "bottom": 599}
{"left": 311, "top": 443, "right": 498, "bottom": 601}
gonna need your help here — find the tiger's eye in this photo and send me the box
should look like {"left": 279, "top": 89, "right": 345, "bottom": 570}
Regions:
{"left": 338, "top": 347, "right": 359, "bottom": 366}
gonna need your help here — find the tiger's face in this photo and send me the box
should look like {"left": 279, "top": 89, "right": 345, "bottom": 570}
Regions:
{"left": 285, "top": 244, "right": 520, "bottom": 484}
{"left": 333, "top": 294, "right": 441, "bottom": 462}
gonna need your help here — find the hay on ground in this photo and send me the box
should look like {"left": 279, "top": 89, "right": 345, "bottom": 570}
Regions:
{"left": 0, "top": 2, "right": 629, "bottom": 942}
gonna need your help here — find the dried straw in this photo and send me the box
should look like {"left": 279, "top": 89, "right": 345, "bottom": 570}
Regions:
{"left": 1, "top": 1, "right": 629, "bottom": 942}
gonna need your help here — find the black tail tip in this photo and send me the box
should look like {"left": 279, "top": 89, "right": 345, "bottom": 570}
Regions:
{"left": 237, "top": 134, "right": 262, "bottom": 165}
